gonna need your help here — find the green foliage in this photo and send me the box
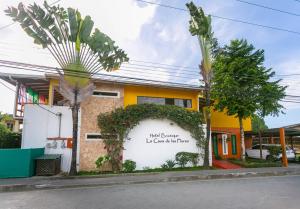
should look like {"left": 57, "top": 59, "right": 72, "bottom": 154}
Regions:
{"left": 186, "top": 1, "right": 218, "bottom": 168}
{"left": 0, "top": 125, "right": 21, "bottom": 149}
{"left": 229, "top": 158, "right": 281, "bottom": 168}
{"left": 267, "top": 146, "right": 281, "bottom": 161}
{"left": 251, "top": 114, "right": 268, "bottom": 133}
{"left": 0, "top": 123, "right": 9, "bottom": 140}
{"left": 122, "top": 160, "right": 136, "bottom": 173}
{"left": 175, "top": 152, "right": 199, "bottom": 167}
{"left": 161, "top": 159, "right": 176, "bottom": 169}
{"left": 5, "top": 1, "right": 129, "bottom": 88}
{"left": 175, "top": 152, "right": 190, "bottom": 167}
{"left": 95, "top": 155, "right": 110, "bottom": 169}
{"left": 98, "top": 103, "right": 205, "bottom": 172}
{"left": 211, "top": 39, "right": 286, "bottom": 120}
{"left": 0, "top": 112, "right": 13, "bottom": 123}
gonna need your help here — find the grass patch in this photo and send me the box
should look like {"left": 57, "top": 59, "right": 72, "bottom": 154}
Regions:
{"left": 78, "top": 166, "right": 212, "bottom": 176}
{"left": 229, "top": 158, "right": 282, "bottom": 168}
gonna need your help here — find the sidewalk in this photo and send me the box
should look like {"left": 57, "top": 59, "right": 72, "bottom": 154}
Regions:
{"left": 1, "top": 165, "right": 300, "bottom": 192}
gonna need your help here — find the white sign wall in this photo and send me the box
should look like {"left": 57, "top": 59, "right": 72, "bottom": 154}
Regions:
{"left": 123, "top": 119, "right": 204, "bottom": 170}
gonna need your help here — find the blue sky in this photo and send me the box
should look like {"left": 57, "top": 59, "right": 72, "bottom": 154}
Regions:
{"left": 0, "top": 0, "right": 299, "bottom": 128}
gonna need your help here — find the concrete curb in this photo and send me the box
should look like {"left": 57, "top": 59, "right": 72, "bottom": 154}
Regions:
{"left": 1, "top": 170, "right": 300, "bottom": 193}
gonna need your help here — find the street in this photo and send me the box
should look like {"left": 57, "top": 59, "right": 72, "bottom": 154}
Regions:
{"left": 0, "top": 175, "right": 300, "bottom": 209}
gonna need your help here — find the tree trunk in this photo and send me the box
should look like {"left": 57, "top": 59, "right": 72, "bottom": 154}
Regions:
{"left": 259, "top": 131, "right": 263, "bottom": 159}
{"left": 203, "top": 83, "right": 211, "bottom": 167}
{"left": 238, "top": 116, "right": 246, "bottom": 161}
{"left": 69, "top": 89, "right": 79, "bottom": 175}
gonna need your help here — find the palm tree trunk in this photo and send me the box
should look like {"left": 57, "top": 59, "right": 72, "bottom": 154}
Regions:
{"left": 259, "top": 131, "right": 263, "bottom": 159}
{"left": 238, "top": 116, "right": 246, "bottom": 161}
{"left": 69, "top": 89, "right": 79, "bottom": 175}
{"left": 203, "top": 83, "right": 211, "bottom": 167}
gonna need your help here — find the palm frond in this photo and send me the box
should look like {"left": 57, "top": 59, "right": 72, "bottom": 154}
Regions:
{"left": 5, "top": 1, "right": 129, "bottom": 88}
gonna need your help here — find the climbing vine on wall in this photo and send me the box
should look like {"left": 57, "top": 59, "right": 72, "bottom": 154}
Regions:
{"left": 98, "top": 103, "right": 205, "bottom": 172}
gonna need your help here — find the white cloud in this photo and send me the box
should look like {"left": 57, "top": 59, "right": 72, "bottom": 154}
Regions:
{"left": 0, "top": 0, "right": 158, "bottom": 113}
{"left": 273, "top": 57, "right": 300, "bottom": 109}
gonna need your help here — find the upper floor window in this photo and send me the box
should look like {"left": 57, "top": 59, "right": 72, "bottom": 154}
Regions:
{"left": 92, "top": 90, "right": 120, "bottom": 98}
{"left": 137, "top": 96, "right": 192, "bottom": 108}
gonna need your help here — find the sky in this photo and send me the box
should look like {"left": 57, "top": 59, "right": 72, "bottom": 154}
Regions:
{"left": 0, "top": 0, "right": 300, "bottom": 128}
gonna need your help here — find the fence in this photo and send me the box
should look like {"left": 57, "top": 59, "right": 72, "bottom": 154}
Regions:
{"left": 0, "top": 148, "right": 44, "bottom": 178}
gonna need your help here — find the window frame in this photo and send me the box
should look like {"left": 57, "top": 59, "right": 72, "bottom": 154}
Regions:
{"left": 137, "top": 96, "right": 192, "bottom": 108}
{"left": 85, "top": 133, "right": 103, "bottom": 141}
{"left": 92, "top": 90, "right": 120, "bottom": 98}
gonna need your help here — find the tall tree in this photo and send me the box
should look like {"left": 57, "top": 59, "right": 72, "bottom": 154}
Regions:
{"left": 186, "top": 2, "right": 217, "bottom": 167}
{"left": 251, "top": 114, "right": 268, "bottom": 159}
{"left": 211, "top": 39, "right": 286, "bottom": 161}
{"left": 5, "top": 1, "right": 128, "bottom": 175}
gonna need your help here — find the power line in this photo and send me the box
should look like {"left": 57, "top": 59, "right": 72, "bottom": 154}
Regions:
{"left": 2, "top": 46, "right": 300, "bottom": 81}
{"left": 235, "top": 0, "right": 300, "bottom": 17}
{"left": 1, "top": 41, "right": 300, "bottom": 79}
{"left": 2, "top": 58, "right": 300, "bottom": 91}
{"left": 2, "top": 59, "right": 300, "bottom": 99}
{"left": 0, "top": 0, "right": 62, "bottom": 31}
{"left": 136, "top": 0, "right": 300, "bottom": 36}
{"left": 2, "top": 69, "right": 300, "bottom": 107}
{"left": 0, "top": 60, "right": 201, "bottom": 89}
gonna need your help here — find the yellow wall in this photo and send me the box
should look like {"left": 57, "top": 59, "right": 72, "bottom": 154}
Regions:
{"left": 211, "top": 109, "right": 252, "bottom": 131}
{"left": 48, "top": 79, "right": 58, "bottom": 105}
{"left": 124, "top": 85, "right": 199, "bottom": 111}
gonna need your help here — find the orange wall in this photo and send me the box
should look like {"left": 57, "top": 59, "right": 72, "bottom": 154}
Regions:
{"left": 124, "top": 85, "right": 199, "bottom": 111}
{"left": 212, "top": 127, "right": 252, "bottom": 159}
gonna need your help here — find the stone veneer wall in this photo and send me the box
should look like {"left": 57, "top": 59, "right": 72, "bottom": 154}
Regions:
{"left": 79, "top": 83, "right": 124, "bottom": 171}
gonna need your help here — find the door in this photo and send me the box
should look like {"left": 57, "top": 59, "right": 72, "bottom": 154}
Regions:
{"left": 212, "top": 135, "right": 218, "bottom": 157}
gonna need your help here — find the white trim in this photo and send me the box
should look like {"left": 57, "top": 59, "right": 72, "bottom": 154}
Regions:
{"left": 85, "top": 133, "right": 103, "bottom": 141}
{"left": 222, "top": 134, "right": 228, "bottom": 155}
{"left": 92, "top": 90, "right": 120, "bottom": 98}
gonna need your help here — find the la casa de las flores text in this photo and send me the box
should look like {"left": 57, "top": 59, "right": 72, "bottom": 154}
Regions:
{"left": 146, "top": 132, "right": 190, "bottom": 144}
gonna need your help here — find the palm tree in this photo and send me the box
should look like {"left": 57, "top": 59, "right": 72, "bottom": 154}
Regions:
{"left": 186, "top": 2, "right": 216, "bottom": 167}
{"left": 5, "top": 1, "right": 129, "bottom": 175}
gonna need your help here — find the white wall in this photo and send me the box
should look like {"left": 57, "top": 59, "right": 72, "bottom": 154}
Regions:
{"left": 22, "top": 104, "right": 73, "bottom": 172}
{"left": 123, "top": 119, "right": 206, "bottom": 170}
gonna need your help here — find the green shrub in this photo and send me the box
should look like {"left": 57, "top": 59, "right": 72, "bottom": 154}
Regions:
{"left": 267, "top": 146, "right": 281, "bottom": 161}
{"left": 175, "top": 152, "right": 190, "bottom": 167}
{"left": 175, "top": 152, "right": 199, "bottom": 167}
{"left": 95, "top": 155, "right": 111, "bottom": 169}
{"left": 189, "top": 153, "right": 200, "bottom": 166}
{"left": 123, "top": 160, "right": 136, "bottom": 172}
{"left": 166, "top": 159, "right": 176, "bottom": 168}
{"left": 161, "top": 159, "right": 176, "bottom": 169}
{"left": 0, "top": 125, "right": 21, "bottom": 149}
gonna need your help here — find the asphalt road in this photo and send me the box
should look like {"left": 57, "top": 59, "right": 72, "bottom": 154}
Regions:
{"left": 1, "top": 175, "right": 300, "bottom": 209}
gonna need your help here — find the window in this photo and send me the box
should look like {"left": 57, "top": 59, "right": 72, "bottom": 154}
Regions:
{"left": 86, "top": 133, "right": 117, "bottom": 141}
{"left": 231, "top": 135, "right": 237, "bottom": 155}
{"left": 86, "top": 133, "right": 102, "bottom": 141}
{"left": 137, "top": 96, "right": 192, "bottom": 108}
{"left": 93, "top": 91, "right": 119, "bottom": 98}
{"left": 138, "top": 96, "right": 165, "bottom": 105}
